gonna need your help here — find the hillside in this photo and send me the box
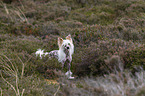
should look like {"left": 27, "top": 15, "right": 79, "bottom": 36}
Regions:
{"left": 0, "top": 0, "right": 145, "bottom": 95}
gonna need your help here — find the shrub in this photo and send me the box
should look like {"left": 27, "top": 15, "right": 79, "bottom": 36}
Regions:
{"left": 1, "top": 0, "right": 145, "bottom": 95}
{"left": 122, "top": 45, "right": 145, "bottom": 72}
{"left": 105, "top": 55, "right": 124, "bottom": 73}
{"left": 73, "top": 39, "right": 137, "bottom": 76}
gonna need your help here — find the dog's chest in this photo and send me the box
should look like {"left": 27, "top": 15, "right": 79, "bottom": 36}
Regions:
{"left": 64, "top": 50, "right": 71, "bottom": 60}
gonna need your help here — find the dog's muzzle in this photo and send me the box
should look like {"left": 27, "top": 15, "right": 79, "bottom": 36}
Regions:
{"left": 67, "top": 47, "right": 69, "bottom": 49}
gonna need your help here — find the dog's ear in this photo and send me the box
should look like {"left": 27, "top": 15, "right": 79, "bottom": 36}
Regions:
{"left": 58, "top": 37, "right": 63, "bottom": 48}
{"left": 66, "top": 34, "right": 73, "bottom": 43}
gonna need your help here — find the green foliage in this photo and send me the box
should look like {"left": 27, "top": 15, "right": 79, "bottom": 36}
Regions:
{"left": 0, "top": 0, "right": 145, "bottom": 95}
{"left": 122, "top": 45, "right": 145, "bottom": 72}
{"left": 73, "top": 39, "right": 137, "bottom": 76}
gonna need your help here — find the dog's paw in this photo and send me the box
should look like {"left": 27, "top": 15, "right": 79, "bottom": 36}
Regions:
{"left": 65, "top": 71, "right": 75, "bottom": 79}
{"left": 68, "top": 76, "right": 75, "bottom": 79}
{"left": 65, "top": 71, "right": 72, "bottom": 76}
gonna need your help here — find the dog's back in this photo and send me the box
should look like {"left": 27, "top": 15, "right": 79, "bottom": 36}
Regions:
{"left": 49, "top": 50, "right": 58, "bottom": 59}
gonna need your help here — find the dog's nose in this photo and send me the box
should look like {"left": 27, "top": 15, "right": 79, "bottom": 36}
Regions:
{"left": 67, "top": 47, "right": 69, "bottom": 49}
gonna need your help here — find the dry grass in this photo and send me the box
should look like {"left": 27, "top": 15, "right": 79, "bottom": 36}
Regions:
{"left": 0, "top": 1, "right": 29, "bottom": 24}
{"left": 0, "top": 54, "right": 25, "bottom": 96}
{"left": 0, "top": 0, "right": 145, "bottom": 95}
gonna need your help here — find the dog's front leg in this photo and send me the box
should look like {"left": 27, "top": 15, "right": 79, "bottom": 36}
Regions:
{"left": 68, "top": 59, "right": 71, "bottom": 71}
{"left": 61, "top": 60, "right": 65, "bottom": 70}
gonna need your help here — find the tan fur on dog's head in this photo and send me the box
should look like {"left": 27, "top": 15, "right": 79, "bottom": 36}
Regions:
{"left": 58, "top": 37, "right": 63, "bottom": 48}
{"left": 58, "top": 34, "right": 73, "bottom": 48}
{"left": 66, "top": 34, "right": 73, "bottom": 43}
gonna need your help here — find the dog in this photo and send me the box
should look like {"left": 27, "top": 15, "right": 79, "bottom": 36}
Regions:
{"left": 35, "top": 34, "right": 74, "bottom": 79}
{"left": 35, "top": 49, "right": 48, "bottom": 59}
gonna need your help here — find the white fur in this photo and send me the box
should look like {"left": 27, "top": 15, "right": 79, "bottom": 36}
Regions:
{"left": 65, "top": 70, "right": 74, "bottom": 79}
{"left": 58, "top": 39, "right": 74, "bottom": 62}
{"left": 35, "top": 35, "right": 75, "bottom": 79}
{"left": 35, "top": 49, "right": 48, "bottom": 59}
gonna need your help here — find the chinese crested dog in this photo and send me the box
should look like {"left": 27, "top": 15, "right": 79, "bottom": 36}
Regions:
{"left": 35, "top": 35, "right": 74, "bottom": 79}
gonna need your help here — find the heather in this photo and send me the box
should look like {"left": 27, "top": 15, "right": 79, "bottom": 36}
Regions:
{"left": 0, "top": 0, "right": 145, "bottom": 96}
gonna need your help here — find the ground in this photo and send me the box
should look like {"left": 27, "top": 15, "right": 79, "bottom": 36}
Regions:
{"left": 0, "top": 0, "right": 145, "bottom": 96}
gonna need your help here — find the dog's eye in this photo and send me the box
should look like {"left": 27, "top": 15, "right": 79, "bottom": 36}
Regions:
{"left": 68, "top": 43, "right": 70, "bottom": 45}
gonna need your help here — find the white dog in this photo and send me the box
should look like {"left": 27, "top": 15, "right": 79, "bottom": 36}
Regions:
{"left": 35, "top": 34, "right": 74, "bottom": 79}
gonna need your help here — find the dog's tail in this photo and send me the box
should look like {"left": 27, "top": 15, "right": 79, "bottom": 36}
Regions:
{"left": 35, "top": 49, "right": 48, "bottom": 59}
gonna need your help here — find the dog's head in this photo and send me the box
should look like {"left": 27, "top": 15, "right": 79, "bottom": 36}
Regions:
{"left": 58, "top": 34, "right": 73, "bottom": 52}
